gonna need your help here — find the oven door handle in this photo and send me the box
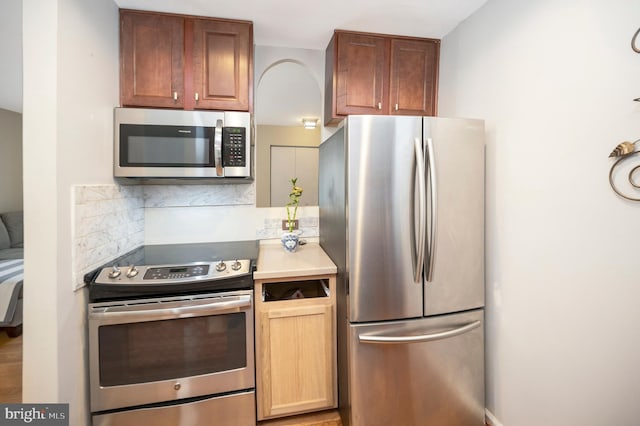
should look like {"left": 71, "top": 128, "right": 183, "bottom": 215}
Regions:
{"left": 90, "top": 295, "right": 252, "bottom": 321}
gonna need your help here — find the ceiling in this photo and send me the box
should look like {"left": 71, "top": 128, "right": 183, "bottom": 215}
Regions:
{"left": 0, "top": 0, "right": 489, "bottom": 113}
{"left": 115, "top": 0, "right": 489, "bottom": 49}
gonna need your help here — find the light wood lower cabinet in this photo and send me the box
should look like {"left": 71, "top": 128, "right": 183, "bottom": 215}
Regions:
{"left": 254, "top": 275, "right": 337, "bottom": 421}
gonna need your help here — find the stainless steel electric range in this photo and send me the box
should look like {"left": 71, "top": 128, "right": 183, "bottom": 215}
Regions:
{"left": 85, "top": 241, "right": 259, "bottom": 426}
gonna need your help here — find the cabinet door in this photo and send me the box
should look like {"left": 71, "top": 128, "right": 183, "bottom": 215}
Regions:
{"left": 120, "top": 12, "right": 184, "bottom": 108}
{"left": 191, "top": 19, "right": 252, "bottom": 111}
{"left": 258, "top": 304, "right": 335, "bottom": 419}
{"left": 389, "top": 38, "right": 439, "bottom": 116}
{"left": 335, "top": 32, "right": 389, "bottom": 116}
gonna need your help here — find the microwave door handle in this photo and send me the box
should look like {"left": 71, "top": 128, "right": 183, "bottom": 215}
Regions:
{"left": 90, "top": 295, "right": 252, "bottom": 321}
{"left": 215, "top": 119, "right": 223, "bottom": 176}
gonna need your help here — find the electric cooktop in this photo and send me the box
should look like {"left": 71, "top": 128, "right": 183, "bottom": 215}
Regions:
{"left": 84, "top": 240, "right": 259, "bottom": 302}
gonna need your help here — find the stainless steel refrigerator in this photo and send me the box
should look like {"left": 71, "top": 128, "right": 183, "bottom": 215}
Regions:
{"left": 319, "top": 115, "right": 485, "bottom": 426}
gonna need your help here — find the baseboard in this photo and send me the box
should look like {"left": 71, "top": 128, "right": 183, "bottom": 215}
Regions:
{"left": 485, "top": 409, "right": 503, "bottom": 426}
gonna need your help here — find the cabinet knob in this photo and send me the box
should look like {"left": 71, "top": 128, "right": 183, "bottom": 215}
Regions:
{"left": 377, "top": 102, "right": 382, "bottom": 110}
{"left": 195, "top": 92, "right": 199, "bottom": 102}
{"left": 173, "top": 92, "right": 178, "bottom": 102}
{"left": 395, "top": 103, "right": 399, "bottom": 111}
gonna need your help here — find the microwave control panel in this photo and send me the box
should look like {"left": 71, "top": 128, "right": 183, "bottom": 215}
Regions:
{"left": 222, "top": 127, "right": 247, "bottom": 167}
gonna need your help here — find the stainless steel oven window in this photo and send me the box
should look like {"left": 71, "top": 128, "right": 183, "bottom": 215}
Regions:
{"left": 98, "top": 312, "right": 247, "bottom": 386}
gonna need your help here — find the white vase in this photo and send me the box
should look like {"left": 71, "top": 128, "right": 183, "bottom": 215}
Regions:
{"left": 281, "top": 232, "right": 299, "bottom": 253}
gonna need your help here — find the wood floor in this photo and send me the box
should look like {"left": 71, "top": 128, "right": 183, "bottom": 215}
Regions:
{"left": 259, "top": 410, "right": 342, "bottom": 426}
{"left": 0, "top": 330, "right": 22, "bottom": 403}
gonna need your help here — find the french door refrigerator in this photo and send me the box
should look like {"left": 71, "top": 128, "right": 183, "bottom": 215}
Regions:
{"left": 319, "top": 115, "right": 485, "bottom": 426}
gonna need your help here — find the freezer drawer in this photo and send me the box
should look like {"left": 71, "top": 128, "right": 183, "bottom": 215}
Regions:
{"left": 347, "top": 309, "right": 484, "bottom": 426}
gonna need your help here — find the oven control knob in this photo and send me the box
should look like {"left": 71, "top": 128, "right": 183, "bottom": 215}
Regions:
{"left": 108, "top": 266, "right": 121, "bottom": 279}
{"left": 231, "top": 260, "right": 242, "bottom": 271}
{"left": 216, "top": 261, "right": 227, "bottom": 272}
{"left": 174, "top": 382, "right": 181, "bottom": 391}
{"left": 126, "top": 266, "right": 139, "bottom": 278}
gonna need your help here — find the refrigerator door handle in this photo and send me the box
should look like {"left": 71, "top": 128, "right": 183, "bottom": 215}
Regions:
{"left": 425, "top": 137, "right": 438, "bottom": 282}
{"left": 358, "top": 320, "right": 481, "bottom": 345}
{"left": 413, "top": 137, "right": 426, "bottom": 283}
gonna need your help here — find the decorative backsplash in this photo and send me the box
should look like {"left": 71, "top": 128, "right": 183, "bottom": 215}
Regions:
{"left": 72, "top": 184, "right": 144, "bottom": 290}
{"left": 143, "top": 184, "right": 255, "bottom": 207}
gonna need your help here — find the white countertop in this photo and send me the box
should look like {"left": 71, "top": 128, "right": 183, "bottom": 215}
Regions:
{"left": 254, "top": 242, "right": 337, "bottom": 280}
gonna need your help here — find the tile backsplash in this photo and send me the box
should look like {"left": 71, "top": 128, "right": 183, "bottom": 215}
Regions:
{"left": 72, "top": 184, "right": 144, "bottom": 290}
{"left": 143, "top": 184, "right": 255, "bottom": 207}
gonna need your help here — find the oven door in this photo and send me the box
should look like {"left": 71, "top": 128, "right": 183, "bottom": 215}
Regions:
{"left": 88, "top": 290, "right": 254, "bottom": 413}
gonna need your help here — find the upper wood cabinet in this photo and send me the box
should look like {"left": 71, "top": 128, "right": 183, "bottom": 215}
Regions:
{"left": 191, "top": 18, "right": 252, "bottom": 111}
{"left": 332, "top": 32, "right": 389, "bottom": 116}
{"left": 324, "top": 30, "right": 439, "bottom": 125}
{"left": 120, "top": 12, "right": 185, "bottom": 108}
{"left": 120, "top": 10, "right": 253, "bottom": 112}
{"left": 389, "top": 38, "right": 439, "bottom": 116}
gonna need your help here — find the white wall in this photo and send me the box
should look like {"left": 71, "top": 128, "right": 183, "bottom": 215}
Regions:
{"left": 22, "top": 0, "right": 119, "bottom": 424}
{"left": 0, "top": 0, "right": 23, "bottom": 113}
{"left": 439, "top": 0, "right": 640, "bottom": 424}
{"left": 0, "top": 108, "right": 23, "bottom": 212}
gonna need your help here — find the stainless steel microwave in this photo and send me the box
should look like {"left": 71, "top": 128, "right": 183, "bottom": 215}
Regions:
{"left": 114, "top": 108, "right": 251, "bottom": 180}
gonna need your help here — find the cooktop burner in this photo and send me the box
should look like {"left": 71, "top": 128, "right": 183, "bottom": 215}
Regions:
{"left": 85, "top": 240, "right": 259, "bottom": 302}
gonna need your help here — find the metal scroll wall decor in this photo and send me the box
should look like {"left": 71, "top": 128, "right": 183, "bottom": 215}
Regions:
{"left": 608, "top": 28, "right": 640, "bottom": 201}
{"left": 609, "top": 140, "right": 640, "bottom": 201}
{"left": 634, "top": 27, "right": 640, "bottom": 102}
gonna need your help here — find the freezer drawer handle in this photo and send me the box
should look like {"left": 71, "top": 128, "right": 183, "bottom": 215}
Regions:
{"left": 358, "top": 320, "right": 481, "bottom": 344}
